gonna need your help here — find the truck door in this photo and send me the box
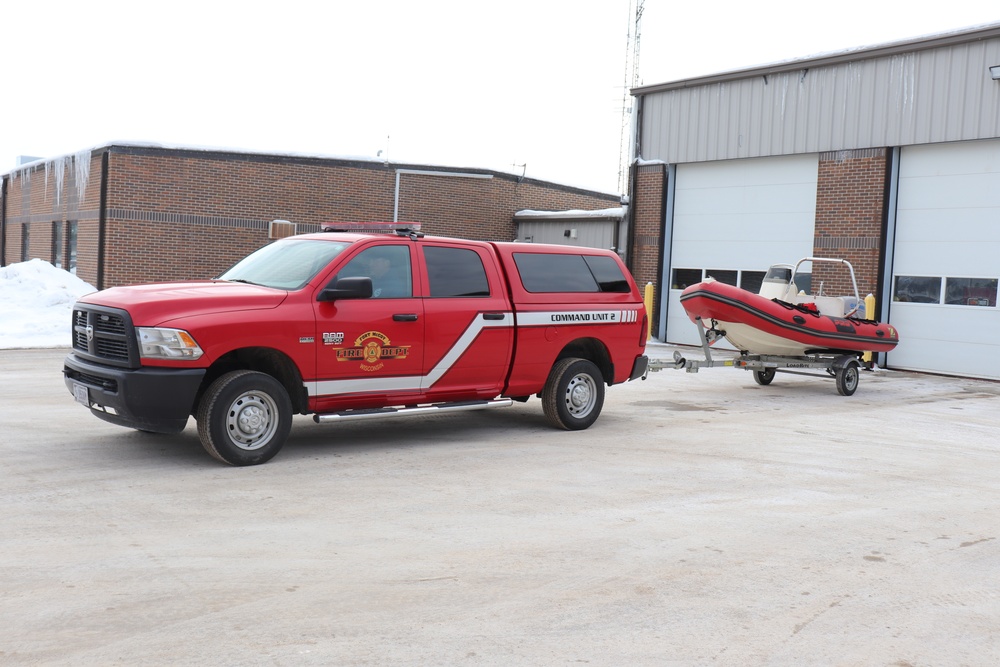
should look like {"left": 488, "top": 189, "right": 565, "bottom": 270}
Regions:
{"left": 417, "top": 243, "right": 514, "bottom": 401}
{"left": 311, "top": 243, "right": 425, "bottom": 412}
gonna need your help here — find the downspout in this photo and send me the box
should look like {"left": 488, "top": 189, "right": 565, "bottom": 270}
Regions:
{"left": 97, "top": 151, "right": 110, "bottom": 289}
{"left": 1, "top": 175, "right": 7, "bottom": 267}
{"left": 622, "top": 164, "right": 636, "bottom": 270}
{"left": 622, "top": 93, "right": 644, "bottom": 272}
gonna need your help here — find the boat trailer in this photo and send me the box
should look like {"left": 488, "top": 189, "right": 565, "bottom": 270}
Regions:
{"left": 647, "top": 317, "right": 867, "bottom": 396}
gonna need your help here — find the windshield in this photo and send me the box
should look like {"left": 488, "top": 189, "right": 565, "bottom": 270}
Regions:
{"left": 219, "top": 239, "right": 350, "bottom": 290}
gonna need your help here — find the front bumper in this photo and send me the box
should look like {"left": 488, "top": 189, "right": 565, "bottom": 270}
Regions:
{"left": 63, "top": 353, "right": 206, "bottom": 433}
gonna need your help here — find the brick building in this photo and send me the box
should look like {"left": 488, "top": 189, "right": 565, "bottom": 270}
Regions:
{"left": 626, "top": 23, "right": 1000, "bottom": 379}
{"left": 1, "top": 143, "right": 621, "bottom": 290}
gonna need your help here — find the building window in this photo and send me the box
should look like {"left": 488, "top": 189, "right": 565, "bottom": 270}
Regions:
{"left": 706, "top": 269, "right": 737, "bottom": 286}
{"left": 53, "top": 222, "right": 64, "bottom": 269}
{"left": 944, "top": 277, "right": 997, "bottom": 307}
{"left": 21, "top": 224, "right": 31, "bottom": 262}
{"left": 671, "top": 268, "right": 703, "bottom": 290}
{"left": 739, "top": 271, "right": 766, "bottom": 294}
{"left": 68, "top": 222, "right": 78, "bottom": 274}
{"left": 893, "top": 276, "right": 942, "bottom": 303}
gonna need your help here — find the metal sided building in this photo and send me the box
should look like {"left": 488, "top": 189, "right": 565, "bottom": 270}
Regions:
{"left": 628, "top": 23, "right": 1000, "bottom": 380}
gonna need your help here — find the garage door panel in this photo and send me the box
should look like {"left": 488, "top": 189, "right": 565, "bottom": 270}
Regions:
{"left": 672, "top": 212, "right": 810, "bottom": 241}
{"left": 666, "top": 154, "right": 817, "bottom": 344}
{"left": 889, "top": 307, "right": 1000, "bottom": 379}
{"left": 891, "top": 139, "right": 1000, "bottom": 379}
{"left": 677, "top": 154, "right": 816, "bottom": 188}
{"left": 900, "top": 173, "right": 1000, "bottom": 209}
{"left": 895, "top": 210, "right": 1000, "bottom": 242}
{"left": 678, "top": 239, "right": 819, "bottom": 272}
{"left": 894, "top": 242, "right": 1000, "bottom": 277}
{"left": 676, "top": 183, "right": 818, "bottom": 215}
{"left": 901, "top": 140, "right": 1000, "bottom": 176}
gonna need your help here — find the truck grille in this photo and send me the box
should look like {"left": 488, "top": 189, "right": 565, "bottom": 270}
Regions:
{"left": 72, "top": 305, "right": 138, "bottom": 368}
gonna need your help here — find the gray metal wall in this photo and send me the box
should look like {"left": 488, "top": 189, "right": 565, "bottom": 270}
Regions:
{"left": 636, "top": 26, "right": 1000, "bottom": 165}
{"left": 515, "top": 219, "right": 619, "bottom": 251}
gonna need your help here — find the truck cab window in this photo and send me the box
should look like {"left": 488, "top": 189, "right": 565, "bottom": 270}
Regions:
{"left": 335, "top": 245, "right": 412, "bottom": 298}
{"left": 423, "top": 246, "right": 490, "bottom": 297}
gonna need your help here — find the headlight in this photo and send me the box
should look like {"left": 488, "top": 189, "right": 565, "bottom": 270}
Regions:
{"left": 136, "top": 327, "right": 204, "bottom": 360}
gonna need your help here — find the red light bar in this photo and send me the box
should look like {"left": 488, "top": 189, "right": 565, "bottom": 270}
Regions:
{"left": 321, "top": 222, "right": 421, "bottom": 233}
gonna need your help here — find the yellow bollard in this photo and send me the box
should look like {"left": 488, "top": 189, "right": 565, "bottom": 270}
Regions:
{"left": 644, "top": 282, "right": 655, "bottom": 340}
{"left": 862, "top": 293, "right": 877, "bottom": 364}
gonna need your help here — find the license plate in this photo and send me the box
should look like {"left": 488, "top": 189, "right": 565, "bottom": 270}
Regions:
{"left": 73, "top": 382, "right": 90, "bottom": 406}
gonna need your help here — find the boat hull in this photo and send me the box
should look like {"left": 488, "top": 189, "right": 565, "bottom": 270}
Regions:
{"left": 680, "top": 280, "right": 899, "bottom": 355}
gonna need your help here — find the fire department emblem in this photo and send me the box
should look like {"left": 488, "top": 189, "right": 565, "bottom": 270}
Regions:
{"left": 334, "top": 330, "right": 411, "bottom": 372}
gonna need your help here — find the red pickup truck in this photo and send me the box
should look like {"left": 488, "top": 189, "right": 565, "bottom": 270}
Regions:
{"left": 64, "top": 225, "right": 649, "bottom": 465}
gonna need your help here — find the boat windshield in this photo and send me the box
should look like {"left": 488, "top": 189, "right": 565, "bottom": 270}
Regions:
{"left": 763, "top": 265, "right": 793, "bottom": 284}
{"left": 219, "top": 239, "right": 350, "bottom": 290}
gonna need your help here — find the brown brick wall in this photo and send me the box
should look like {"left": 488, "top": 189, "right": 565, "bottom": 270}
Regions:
{"left": 813, "top": 149, "right": 887, "bottom": 304}
{"left": 2, "top": 153, "right": 104, "bottom": 285}
{"left": 4, "top": 146, "right": 618, "bottom": 288}
{"left": 629, "top": 163, "right": 666, "bottom": 332}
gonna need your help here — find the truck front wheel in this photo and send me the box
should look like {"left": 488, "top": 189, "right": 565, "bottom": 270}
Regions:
{"left": 542, "top": 358, "right": 605, "bottom": 431}
{"left": 196, "top": 370, "right": 292, "bottom": 466}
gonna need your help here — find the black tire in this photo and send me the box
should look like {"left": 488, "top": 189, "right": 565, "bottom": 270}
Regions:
{"left": 835, "top": 361, "right": 860, "bottom": 396}
{"left": 196, "top": 370, "right": 292, "bottom": 466}
{"left": 542, "top": 358, "right": 605, "bottom": 430}
{"left": 753, "top": 368, "right": 775, "bottom": 385}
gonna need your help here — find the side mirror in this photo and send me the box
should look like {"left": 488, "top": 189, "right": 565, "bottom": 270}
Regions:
{"left": 317, "top": 276, "right": 374, "bottom": 302}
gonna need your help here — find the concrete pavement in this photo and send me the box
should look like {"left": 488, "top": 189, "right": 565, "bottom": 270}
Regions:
{"left": 2, "top": 345, "right": 999, "bottom": 665}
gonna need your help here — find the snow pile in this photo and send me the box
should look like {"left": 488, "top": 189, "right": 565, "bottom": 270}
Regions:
{"left": 0, "top": 259, "right": 95, "bottom": 349}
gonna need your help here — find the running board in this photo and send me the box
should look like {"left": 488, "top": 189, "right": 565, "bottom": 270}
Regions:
{"left": 313, "top": 398, "right": 514, "bottom": 423}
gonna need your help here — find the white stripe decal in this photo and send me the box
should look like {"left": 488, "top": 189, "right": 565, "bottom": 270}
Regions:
{"left": 307, "top": 312, "right": 513, "bottom": 397}
{"left": 518, "top": 309, "right": 639, "bottom": 326}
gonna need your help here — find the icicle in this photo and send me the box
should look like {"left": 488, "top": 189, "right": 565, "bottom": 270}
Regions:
{"left": 52, "top": 155, "right": 66, "bottom": 207}
{"left": 73, "top": 149, "right": 91, "bottom": 205}
{"left": 44, "top": 161, "right": 51, "bottom": 202}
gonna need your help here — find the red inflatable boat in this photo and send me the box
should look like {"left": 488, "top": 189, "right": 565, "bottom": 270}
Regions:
{"left": 679, "top": 259, "right": 900, "bottom": 356}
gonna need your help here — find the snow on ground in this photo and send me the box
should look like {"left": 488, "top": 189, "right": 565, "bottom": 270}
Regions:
{"left": 0, "top": 259, "right": 95, "bottom": 349}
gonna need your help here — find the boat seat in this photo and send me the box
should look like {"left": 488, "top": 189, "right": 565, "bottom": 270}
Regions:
{"left": 793, "top": 295, "right": 846, "bottom": 317}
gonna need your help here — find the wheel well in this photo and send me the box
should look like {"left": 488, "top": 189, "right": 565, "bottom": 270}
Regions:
{"left": 196, "top": 348, "right": 308, "bottom": 415}
{"left": 556, "top": 338, "right": 613, "bottom": 385}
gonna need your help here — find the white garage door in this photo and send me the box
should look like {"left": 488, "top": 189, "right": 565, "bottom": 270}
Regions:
{"left": 665, "top": 154, "right": 818, "bottom": 345}
{"left": 889, "top": 139, "right": 1000, "bottom": 379}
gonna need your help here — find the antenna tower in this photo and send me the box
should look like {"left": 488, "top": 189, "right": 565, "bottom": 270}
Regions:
{"left": 617, "top": 0, "right": 644, "bottom": 194}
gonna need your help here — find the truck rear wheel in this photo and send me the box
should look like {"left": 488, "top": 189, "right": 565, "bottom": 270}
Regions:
{"left": 542, "top": 358, "right": 605, "bottom": 431}
{"left": 196, "top": 370, "right": 292, "bottom": 466}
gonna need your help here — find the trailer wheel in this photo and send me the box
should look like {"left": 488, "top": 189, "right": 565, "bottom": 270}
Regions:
{"left": 542, "top": 358, "right": 605, "bottom": 430}
{"left": 753, "top": 368, "right": 776, "bottom": 385}
{"left": 196, "top": 370, "right": 292, "bottom": 466}
{"left": 835, "top": 361, "right": 860, "bottom": 396}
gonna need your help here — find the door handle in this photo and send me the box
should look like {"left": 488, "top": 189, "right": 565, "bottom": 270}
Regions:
{"left": 483, "top": 312, "right": 506, "bottom": 321}
{"left": 393, "top": 313, "right": 419, "bottom": 322}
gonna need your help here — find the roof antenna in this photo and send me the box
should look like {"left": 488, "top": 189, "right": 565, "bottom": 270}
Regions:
{"left": 513, "top": 162, "right": 526, "bottom": 182}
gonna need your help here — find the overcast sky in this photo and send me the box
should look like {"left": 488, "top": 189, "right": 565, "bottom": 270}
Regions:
{"left": 2, "top": 1, "right": 997, "bottom": 194}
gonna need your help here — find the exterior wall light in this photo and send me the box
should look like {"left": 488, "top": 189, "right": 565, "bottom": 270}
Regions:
{"left": 991, "top": 65, "right": 1000, "bottom": 80}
